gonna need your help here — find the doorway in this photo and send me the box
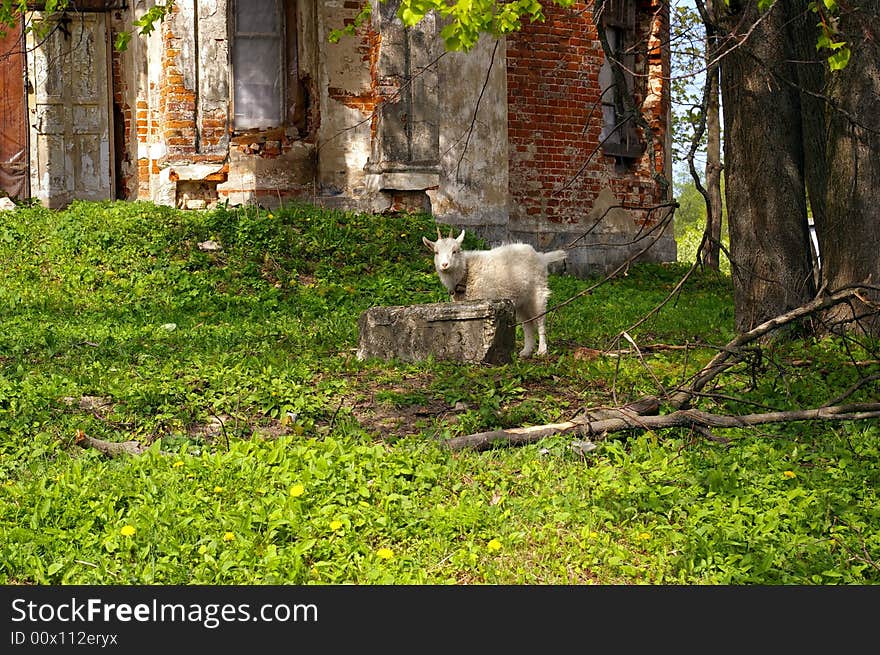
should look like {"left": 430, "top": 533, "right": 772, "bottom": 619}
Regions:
{"left": 26, "top": 10, "right": 114, "bottom": 207}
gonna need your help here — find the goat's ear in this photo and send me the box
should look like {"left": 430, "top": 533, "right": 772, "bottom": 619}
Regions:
{"left": 455, "top": 229, "right": 465, "bottom": 245}
{"left": 422, "top": 236, "right": 436, "bottom": 252}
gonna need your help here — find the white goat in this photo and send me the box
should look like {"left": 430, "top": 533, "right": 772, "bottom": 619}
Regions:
{"left": 422, "top": 228, "right": 567, "bottom": 358}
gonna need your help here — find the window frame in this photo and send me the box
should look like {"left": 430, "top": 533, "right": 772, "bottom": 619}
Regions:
{"left": 598, "top": 0, "right": 645, "bottom": 161}
{"left": 230, "top": 0, "right": 297, "bottom": 132}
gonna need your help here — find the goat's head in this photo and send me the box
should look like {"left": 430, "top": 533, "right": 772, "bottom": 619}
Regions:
{"left": 422, "top": 227, "right": 465, "bottom": 273}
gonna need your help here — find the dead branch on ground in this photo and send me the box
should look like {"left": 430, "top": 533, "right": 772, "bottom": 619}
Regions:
{"left": 667, "top": 283, "right": 880, "bottom": 409}
{"left": 75, "top": 430, "right": 146, "bottom": 458}
{"left": 443, "top": 402, "right": 880, "bottom": 452}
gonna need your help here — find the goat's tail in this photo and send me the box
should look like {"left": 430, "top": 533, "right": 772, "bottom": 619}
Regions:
{"left": 540, "top": 249, "right": 567, "bottom": 266}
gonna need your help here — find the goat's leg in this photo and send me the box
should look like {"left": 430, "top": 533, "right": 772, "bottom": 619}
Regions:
{"left": 535, "top": 317, "right": 548, "bottom": 356}
{"left": 520, "top": 316, "right": 536, "bottom": 358}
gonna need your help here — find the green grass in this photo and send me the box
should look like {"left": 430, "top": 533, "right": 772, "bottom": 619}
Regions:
{"left": 0, "top": 200, "right": 877, "bottom": 584}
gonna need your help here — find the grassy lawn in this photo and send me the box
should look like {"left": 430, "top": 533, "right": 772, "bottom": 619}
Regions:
{"left": 0, "top": 200, "right": 877, "bottom": 584}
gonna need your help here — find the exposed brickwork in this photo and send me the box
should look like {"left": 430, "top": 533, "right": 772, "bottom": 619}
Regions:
{"left": 506, "top": 0, "right": 670, "bottom": 229}
{"left": 159, "top": 9, "right": 197, "bottom": 160}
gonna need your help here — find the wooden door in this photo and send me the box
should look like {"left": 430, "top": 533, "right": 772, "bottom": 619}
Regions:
{"left": 0, "top": 21, "right": 28, "bottom": 199}
{"left": 27, "top": 12, "right": 113, "bottom": 208}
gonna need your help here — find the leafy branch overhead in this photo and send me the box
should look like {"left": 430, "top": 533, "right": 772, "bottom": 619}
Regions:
{"left": 114, "top": 1, "right": 176, "bottom": 52}
{"left": 331, "top": 0, "right": 575, "bottom": 51}
{"left": 0, "top": 0, "right": 174, "bottom": 52}
{"left": 328, "top": 0, "right": 850, "bottom": 70}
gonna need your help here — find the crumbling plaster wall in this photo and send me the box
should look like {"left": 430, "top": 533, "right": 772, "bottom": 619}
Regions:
{"left": 108, "top": 1, "right": 165, "bottom": 202}
{"left": 312, "top": 1, "right": 375, "bottom": 202}
{"left": 114, "top": 1, "right": 531, "bottom": 234}
{"left": 429, "top": 36, "right": 510, "bottom": 245}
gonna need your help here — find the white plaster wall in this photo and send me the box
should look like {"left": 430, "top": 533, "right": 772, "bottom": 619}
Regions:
{"left": 313, "top": 1, "right": 373, "bottom": 197}
{"left": 430, "top": 36, "right": 509, "bottom": 241}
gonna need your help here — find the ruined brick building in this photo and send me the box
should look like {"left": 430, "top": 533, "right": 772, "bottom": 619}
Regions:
{"left": 0, "top": 0, "right": 675, "bottom": 276}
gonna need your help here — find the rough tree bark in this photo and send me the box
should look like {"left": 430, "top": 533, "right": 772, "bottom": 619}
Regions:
{"left": 818, "top": 2, "right": 880, "bottom": 335}
{"left": 714, "top": 0, "right": 816, "bottom": 332}
{"left": 785, "top": 0, "right": 827, "bottom": 292}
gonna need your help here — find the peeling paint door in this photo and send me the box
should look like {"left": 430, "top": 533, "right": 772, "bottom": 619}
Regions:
{"left": 27, "top": 12, "right": 113, "bottom": 208}
{"left": 0, "top": 20, "right": 28, "bottom": 199}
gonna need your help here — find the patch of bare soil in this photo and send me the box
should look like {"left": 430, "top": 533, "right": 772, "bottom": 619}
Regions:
{"left": 342, "top": 371, "right": 457, "bottom": 439}
{"left": 337, "top": 368, "right": 590, "bottom": 440}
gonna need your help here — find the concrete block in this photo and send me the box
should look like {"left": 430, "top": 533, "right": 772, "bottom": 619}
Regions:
{"left": 357, "top": 299, "right": 516, "bottom": 364}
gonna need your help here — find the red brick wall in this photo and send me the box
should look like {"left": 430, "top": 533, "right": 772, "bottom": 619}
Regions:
{"left": 506, "top": 0, "right": 669, "bottom": 228}
{"left": 159, "top": 9, "right": 197, "bottom": 159}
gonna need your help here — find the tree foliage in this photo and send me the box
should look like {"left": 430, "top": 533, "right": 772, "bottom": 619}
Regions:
{"left": 332, "top": 0, "right": 850, "bottom": 70}
{"left": 332, "top": 0, "right": 577, "bottom": 50}
{"left": 0, "top": 0, "right": 174, "bottom": 51}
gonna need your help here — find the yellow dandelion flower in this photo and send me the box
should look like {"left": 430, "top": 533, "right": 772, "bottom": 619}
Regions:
{"left": 223, "top": 532, "right": 235, "bottom": 542}
{"left": 783, "top": 470, "right": 796, "bottom": 479}
{"left": 376, "top": 547, "right": 394, "bottom": 560}
{"left": 638, "top": 532, "right": 651, "bottom": 540}
{"left": 487, "top": 538, "right": 502, "bottom": 552}
{"left": 198, "top": 545, "right": 207, "bottom": 554}
{"left": 289, "top": 483, "right": 305, "bottom": 498}
{"left": 120, "top": 525, "right": 136, "bottom": 537}
{"left": 173, "top": 461, "right": 184, "bottom": 468}
{"left": 213, "top": 486, "right": 224, "bottom": 493}
{"left": 329, "top": 520, "right": 343, "bottom": 531}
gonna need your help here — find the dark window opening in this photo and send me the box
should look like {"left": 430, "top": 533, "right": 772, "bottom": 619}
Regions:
{"left": 598, "top": 0, "right": 644, "bottom": 161}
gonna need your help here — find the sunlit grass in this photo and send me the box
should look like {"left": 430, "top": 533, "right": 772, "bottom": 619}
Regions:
{"left": 0, "top": 200, "right": 876, "bottom": 584}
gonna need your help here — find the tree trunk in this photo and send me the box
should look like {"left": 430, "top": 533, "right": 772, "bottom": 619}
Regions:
{"left": 819, "top": 2, "right": 880, "bottom": 336}
{"left": 700, "top": 59, "right": 723, "bottom": 270}
{"left": 784, "top": 1, "right": 827, "bottom": 292}
{"left": 715, "top": 1, "right": 816, "bottom": 333}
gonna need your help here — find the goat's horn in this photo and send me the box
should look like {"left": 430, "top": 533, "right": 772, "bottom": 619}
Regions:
{"left": 436, "top": 226, "right": 442, "bottom": 240}
{"left": 448, "top": 225, "right": 454, "bottom": 238}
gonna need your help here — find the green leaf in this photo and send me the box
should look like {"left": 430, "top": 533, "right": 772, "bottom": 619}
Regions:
{"left": 401, "top": 7, "right": 422, "bottom": 25}
{"left": 815, "top": 32, "right": 832, "bottom": 51}
{"left": 114, "top": 32, "right": 132, "bottom": 52}
{"left": 827, "top": 45, "right": 850, "bottom": 70}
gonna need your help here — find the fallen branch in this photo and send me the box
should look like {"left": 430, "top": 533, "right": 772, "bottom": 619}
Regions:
{"left": 667, "top": 284, "right": 880, "bottom": 409}
{"left": 75, "top": 429, "right": 146, "bottom": 458}
{"left": 443, "top": 402, "right": 880, "bottom": 451}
